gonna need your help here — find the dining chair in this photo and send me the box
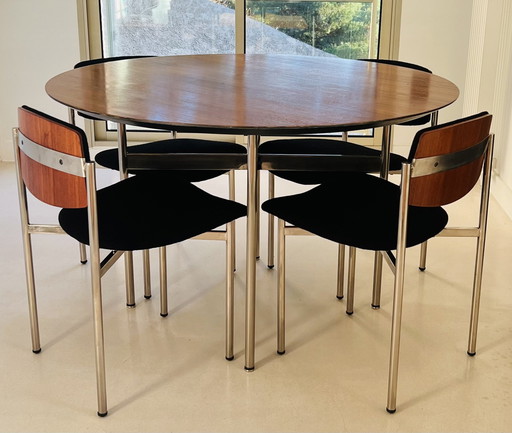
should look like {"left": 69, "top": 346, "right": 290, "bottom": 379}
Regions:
{"left": 13, "top": 105, "right": 246, "bottom": 416}
{"left": 260, "top": 58, "right": 437, "bottom": 308}
{"left": 261, "top": 112, "right": 493, "bottom": 413}
{"left": 72, "top": 56, "right": 246, "bottom": 304}
{"left": 70, "top": 56, "right": 157, "bottom": 267}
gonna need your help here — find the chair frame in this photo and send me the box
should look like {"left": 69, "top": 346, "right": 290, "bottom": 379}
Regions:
{"left": 72, "top": 56, "right": 239, "bottom": 307}
{"left": 385, "top": 132, "right": 493, "bottom": 412}
{"left": 13, "top": 108, "right": 241, "bottom": 416}
{"left": 273, "top": 120, "right": 494, "bottom": 412}
{"left": 13, "top": 124, "right": 110, "bottom": 415}
{"left": 266, "top": 106, "right": 439, "bottom": 310}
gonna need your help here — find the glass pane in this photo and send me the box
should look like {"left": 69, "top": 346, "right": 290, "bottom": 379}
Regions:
{"left": 100, "top": 0, "right": 236, "bottom": 56}
{"left": 245, "top": 0, "right": 379, "bottom": 58}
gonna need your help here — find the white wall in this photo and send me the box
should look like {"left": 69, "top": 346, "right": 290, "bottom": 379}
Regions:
{"left": 480, "top": 1, "right": 512, "bottom": 218}
{"left": 392, "top": 0, "right": 472, "bottom": 154}
{"left": 0, "top": 0, "right": 80, "bottom": 161}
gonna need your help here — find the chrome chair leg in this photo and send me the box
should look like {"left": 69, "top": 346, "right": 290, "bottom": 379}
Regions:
{"left": 256, "top": 168, "right": 261, "bottom": 260}
{"left": 467, "top": 232, "right": 486, "bottom": 356}
{"left": 124, "top": 251, "right": 135, "bottom": 307}
{"left": 467, "top": 137, "right": 493, "bottom": 356}
{"left": 90, "top": 246, "right": 107, "bottom": 417}
{"left": 15, "top": 168, "right": 41, "bottom": 354}
{"left": 346, "top": 246, "right": 356, "bottom": 315}
{"left": 277, "top": 218, "right": 286, "bottom": 355}
{"left": 267, "top": 172, "right": 275, "bottom": 269}
{"left": 22, "top": 231, "right": 41, "bottom": 353}
{"left": 386, "top": 162, "right": 411, "bottom": 414}
{"left": 419, "top": 242, "right": 428, "bottom": 271}
{"left": 159, "top": 246, "right": 168, "bottom": 317}
{"left": 228, "top": 169, "right": 236, "bottom": 272}
{"left": 85, "top": 163, "right": 108, "bottom": 417}
{"left": 143, "top": 250, "right": 151, "bottom": 299}
{"left": 336, "top": 244, "right": 345, "bottom": 299}
{"left": 372, "top": 252, "right": 383, "bottom": 309}
{"left": 226, "top": 219, "right": 235, "bottom": 361}
{"left": 117, "top": 124, "right": 136, "bottom": 307}
{"left": 417, "top": 112, "right": 439, "bottom": 272}
{"left": 79, "top": 243, "right": 87, "bottom": 264}
{"left": 386, "top": 245, "right": 406, "bottom": 414}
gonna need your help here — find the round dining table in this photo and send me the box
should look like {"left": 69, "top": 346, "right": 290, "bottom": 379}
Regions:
{"left": 45, "top": 53, "right": 459, "bottom": 371}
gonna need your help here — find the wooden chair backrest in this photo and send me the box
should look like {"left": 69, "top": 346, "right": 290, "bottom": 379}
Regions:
{"left": 16, "top": 106, "right": 89, "bottom": 208}
{"left": 407, "top": 112, "right": 492, "bottom": 207}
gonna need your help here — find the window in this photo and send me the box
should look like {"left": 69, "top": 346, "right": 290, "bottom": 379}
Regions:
{"left": 80, "top": 0, "right": 400, "bottom": 144}
{"left": 98, "top": 0, "right": 380, "bottom": 58}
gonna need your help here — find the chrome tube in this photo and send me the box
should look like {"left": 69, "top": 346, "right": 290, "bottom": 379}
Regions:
{"left": 143, "top": 250, "right": 151, "bottom": 299}
{"left": 159, "top": 246, "right": 168, "bottom": 317}
{"left": 386, "top": 163, "right": 411, "bottom": 414}
{"left": 27, "top": 224, "right": 65, "bottom": 234}
{"left": 438, "top": 227, "right": 480, "bottom": 237}
{"left": 68, "top": 109, "right": 88, "bottom": 265}
{"left": 13, "top": 128, "right": 41, "bottom": 354}
{"left": 79, "top": 243, "right": 88, "bottom": 264}
{"left": 67, "top": 107, "right": 76, "bottom": 125}
{"left": 373, "top": 124, "right": 393, "bottom": 307}
{"left": 467, "top": 135, "right": 494, "bottom": 355}
{"left": 99, "top": 250, "right": 124, "bottom": 277}
{"left": 418, "top": 112, "right": 438, "bottom": 271}
{"left": 371, "top": 252, "right": 382, "bottom": 309}
{"left": 117, "top": 123, "right": 128, "bottom": 179}
{"left": 431, "top": 110, "right": 439, "bottom": 127}
{"left": 336, "top": 244, "right": 345, "bottom": 300}
{"left": 277, "top": 218, "right": 286, "bottom": 354}
{"left": 117, "top": 123, "right": 135, "bottom": 307}
{"left": 229, "top": 169, "right": 236, "bottom": 272}
{"left": 85, "top": 162, "right": 108, "bottom": 417}
{"left": 245, "top": 135, "right": 259, "bottom": 371}
{"left": 419, "top": 242, "right": 427, "bottom": 271}
{"left": 256, "top": 167, "right": 261, "bottom": 260}
{"left": 338, "top": 130, "right": 348, "bottom": 300}
{"left": 380, "top": 125, "right": 392, "bottom": 180}
{"left": 226, "top": 213, "right": 235, "bottom": 360}
{"left": 267, "top": 172, "right": 275, "bottom": 269}
{"left": 346, "top": 246, "right": 356, "bottom": 315}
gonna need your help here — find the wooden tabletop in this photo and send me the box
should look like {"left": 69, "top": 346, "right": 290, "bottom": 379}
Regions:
{"left": 46, "top": 54, "right": 459, "bottom": 135}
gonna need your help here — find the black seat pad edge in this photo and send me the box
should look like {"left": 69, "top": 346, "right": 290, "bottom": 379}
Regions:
{"left": 261, "top": 173, "right": 448, "bottom": 251}
{"left": 59, "top": 175, "right": 246, "bottom": 251}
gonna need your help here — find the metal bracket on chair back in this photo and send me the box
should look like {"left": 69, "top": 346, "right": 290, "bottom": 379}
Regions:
{"left": 411, "top": 136, "right": 489, "bottom": 178}
{"left": 17, "top": 130, "right": 87, "bottom": 177}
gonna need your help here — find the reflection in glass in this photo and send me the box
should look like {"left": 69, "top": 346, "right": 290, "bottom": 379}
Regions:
{"left": 100, "top": 0, "right": 379, "bottom": 58}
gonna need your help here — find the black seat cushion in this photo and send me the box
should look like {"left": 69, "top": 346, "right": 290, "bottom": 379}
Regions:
{"left": 258, "top": 139, "right": 407, "bottom": 185}
{"left": 262, "top": 173, "right": 448, "bottom": 251}
{"left": 95, "top": 139, "right": 247, "bottom": 182}
{"left": 59, "top": 175, "right": 246, "bottom": 251}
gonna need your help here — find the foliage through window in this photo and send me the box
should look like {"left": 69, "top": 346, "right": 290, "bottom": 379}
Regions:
{"left": 100, "top": 0, "right": 380, "bottom": 59}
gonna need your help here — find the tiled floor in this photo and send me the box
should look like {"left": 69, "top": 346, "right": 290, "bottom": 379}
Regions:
{"left": 1, "top": 161, "right": 511, "bottom": 432}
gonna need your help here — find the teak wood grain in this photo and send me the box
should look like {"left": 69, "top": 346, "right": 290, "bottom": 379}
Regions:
{"left": 46, "top": 54, "right": 459, "bottom": 135}
{"left": 409, "top": 113, "right": 493, "bottom": 207}
{"left": 17, "top": 107, "right": 88, "bottom": 209}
